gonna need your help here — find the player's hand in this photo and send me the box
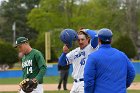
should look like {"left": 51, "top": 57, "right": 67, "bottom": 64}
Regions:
{"left": 63, "top": 45, "right": 69, "bottom": 53}
{"left": 19, "top": 78, "right": 38, "bottom": 93}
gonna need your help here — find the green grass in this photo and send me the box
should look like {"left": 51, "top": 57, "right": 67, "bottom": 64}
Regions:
{"left": 133, "top": 74, "right": 140, "bottom": 82}
{"left": 0, "top": 77, "right": 22, "bottom": 84}
{"left": 0, "top": 75, "right": 139, "bottom": 93}
{"left": 133, "top": 60, "right": 140, "bottom": 62}
{"left": 127, "top": 90, "right": 140, "bottom": 93}
{"left": 0, "top": 74, "right": 139, "bottom": 84}
{"left": 0, "top": 76, "right": 73, "bottom": 84}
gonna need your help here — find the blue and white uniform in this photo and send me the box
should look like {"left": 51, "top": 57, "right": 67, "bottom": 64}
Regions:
{"left": 67, "top": 44, "right": 94, "bottom": 79}
{"left": 59, "top": 44, "right": 96, "bottom": 93}
{"left": 67, "top": 44, "right": 94, "bottom": 93}
{"left": 59, "top": 29, "right": 98, "bottom": 93}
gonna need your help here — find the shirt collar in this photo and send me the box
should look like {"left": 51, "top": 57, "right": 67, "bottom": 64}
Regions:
{"left": 99, "top": 44, "right": 111, "bottom": 48}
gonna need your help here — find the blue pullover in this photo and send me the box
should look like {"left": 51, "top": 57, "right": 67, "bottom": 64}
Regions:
{"left": 84, "top": 44, "right": 135, "bottom": 93}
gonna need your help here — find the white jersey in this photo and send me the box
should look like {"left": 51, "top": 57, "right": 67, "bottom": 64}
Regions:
{"left": 66, "top": 44, "right": 95, "bottom": 79}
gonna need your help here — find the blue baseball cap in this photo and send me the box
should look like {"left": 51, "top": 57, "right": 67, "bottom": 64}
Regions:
{"left": 98, "top": 28, "right": 113, "bottom": 42}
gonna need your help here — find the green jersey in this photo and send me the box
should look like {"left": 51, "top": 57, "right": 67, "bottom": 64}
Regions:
{"left": 21, "top": 49, "right": 46, "bottom": 84}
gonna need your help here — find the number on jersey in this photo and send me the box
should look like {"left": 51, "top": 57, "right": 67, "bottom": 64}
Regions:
{"left": 80, "top": 58, "right": 85, "bottom": 65}
{"left": 27, "top": 67, "right": 33, "bottom": 74}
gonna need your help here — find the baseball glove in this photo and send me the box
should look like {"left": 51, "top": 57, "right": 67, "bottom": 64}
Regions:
{"left": 19, "top": 78, "right": 38, "bottom": 93}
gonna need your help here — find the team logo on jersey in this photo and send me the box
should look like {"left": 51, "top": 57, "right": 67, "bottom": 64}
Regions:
{"left": 22, "top": 60, "right": 32, "bottom": 68}
{"left": 74, "top": 51, "right": 85, "bottom": 59}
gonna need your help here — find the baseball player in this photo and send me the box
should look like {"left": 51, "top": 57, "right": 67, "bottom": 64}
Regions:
{"left": 59, "top": 29, "right": 98, "bottom": 93}
{"left": 15, "top": 37, "right": 47, "bottom": 93}
{"left": 84, "top": 28, "right": 136, "bottom": 93}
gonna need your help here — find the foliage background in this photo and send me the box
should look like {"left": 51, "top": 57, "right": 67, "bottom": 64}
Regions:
{"left": 0, "top": 0, "right": 140, "bottom": 65}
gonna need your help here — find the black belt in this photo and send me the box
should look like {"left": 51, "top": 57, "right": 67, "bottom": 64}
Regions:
{"left": 74, "top": 78, "right": 84, "bottom": 82}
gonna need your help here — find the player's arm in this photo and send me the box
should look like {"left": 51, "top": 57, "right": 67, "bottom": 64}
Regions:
{"left": 35, "top": 66, "right": 46, "bottom": 82}
{"left": 126, "top": 58, "right": 136, "bottom": 88}
{"left": 85, "top": 30, "right": 98, "bottom": 48}
{"left": 58, "top": 45, "right": 69, "bottom": 66}
{"left": 84, "top": 54, "right": 96, "bottom": 93}
{"left": 35, "top": 51, "right": 47, "bottom": 82}
{"left": 58, "top": 52, "right": 67, "bottom": 66}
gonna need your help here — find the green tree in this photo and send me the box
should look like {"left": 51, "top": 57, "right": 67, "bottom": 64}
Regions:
{"left": 0, "top": 39, "right": 18, "bottom": 67}
{"left": 27, "top": 0, "right": 139, "bottom": 61}
{"left": 28, "top": 0, "right": 70, "bottom": 32}
{"left": 0, "top": 0, "right": 40, "bottom": 43}
{"left": 28, "top": 0, "right": 100, "bottom": 32}
{"left": 112, "top": 34, "right": 137, "bottom": 58}
{"left": 27, "top": 0, "right": 80, "bottom": 61}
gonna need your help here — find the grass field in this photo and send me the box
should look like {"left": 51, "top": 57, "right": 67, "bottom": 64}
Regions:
{"left": 133, "top": 74, "right": 140, "bottom": 82}
{"left": 0, "top": 74, "right": 140, "bottom": 84}
{"left": 0, "top": 76, "right": 73, "bottom": 84}
{"left": 0, "top": 75, "right": 139, "bottom": 93}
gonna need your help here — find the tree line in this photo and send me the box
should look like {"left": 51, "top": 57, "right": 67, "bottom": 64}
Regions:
{"left": 0, "top": 0, "right": 139, "bottom": 68}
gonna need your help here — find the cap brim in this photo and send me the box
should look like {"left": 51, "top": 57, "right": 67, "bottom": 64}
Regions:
{"left": 14, "top": 44, "right": 18, "bottom": 48}
{"left": 14, "top": 43, "right": 22, "bottom": 48}
{"left": 14, "top": 41, "right": 28, "bottom": 48}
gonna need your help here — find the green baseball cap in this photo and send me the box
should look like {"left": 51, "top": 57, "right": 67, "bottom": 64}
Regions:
{"left": 15, "top": 37, "right": 28, "bottom": 47}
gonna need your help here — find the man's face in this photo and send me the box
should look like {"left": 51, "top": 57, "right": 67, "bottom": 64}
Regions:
{"left": 78, "top": 34, "right": 89, "bottom": 49}
{"left": 17, "top": 43, "right": 26, "bottom": 54}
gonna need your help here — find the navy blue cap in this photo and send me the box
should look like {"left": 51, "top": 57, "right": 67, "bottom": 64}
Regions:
{"left": 60, "top": 29, "right": 78, "bottom": 48}
{"left": 98, "top": 28, "right": 113, "bottom": 42}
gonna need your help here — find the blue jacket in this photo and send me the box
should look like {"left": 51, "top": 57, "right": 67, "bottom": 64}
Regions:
{"left": 84, "top": 44, "right": 135, "bottom": 93}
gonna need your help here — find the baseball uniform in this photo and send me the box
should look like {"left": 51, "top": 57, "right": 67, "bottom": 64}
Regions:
{"left": 67, "top": 44, "right": 95, "bottom": 93}
{"left": 59, "top": 29, "right": 98, "bottom": 93}
{"left": 20, "top": 49, "right": 46, "bottom": 93}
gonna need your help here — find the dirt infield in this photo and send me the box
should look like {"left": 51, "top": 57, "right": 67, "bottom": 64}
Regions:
{"left": 0, "top": 84, "right": 72, "bottom": 92}
{"left": 0, "top": 83, "right": 139, "bottom": 92}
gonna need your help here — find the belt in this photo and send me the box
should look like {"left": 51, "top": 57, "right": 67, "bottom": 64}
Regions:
{"left": 74, "top": 78, "right": 84, "bottom": 82}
